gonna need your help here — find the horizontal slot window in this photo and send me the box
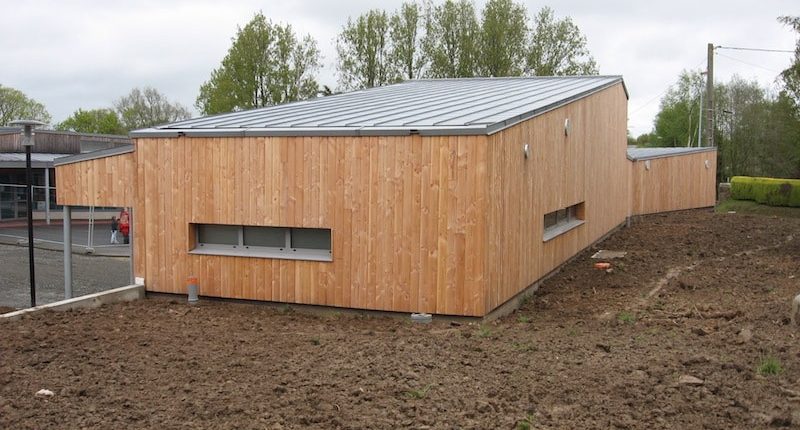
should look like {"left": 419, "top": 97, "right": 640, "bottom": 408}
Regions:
{"left": 291, "top": 228, "right": 331, "bottom": 251}
{"left": 192, "top": 224, "right": 331, "bottom": 262}
{"left": 543, "top": 202, "right": 585, "bottom": 242}
{"left": 198, "top": 224, "right": 239, "bottom": 246}
{"left": 244, "top": 226, "right": 287, "bottom": 248}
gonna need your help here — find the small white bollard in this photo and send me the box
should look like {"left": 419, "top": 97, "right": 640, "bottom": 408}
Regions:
{"left": 187, "top": 276, "right": 199, "bottom": 305}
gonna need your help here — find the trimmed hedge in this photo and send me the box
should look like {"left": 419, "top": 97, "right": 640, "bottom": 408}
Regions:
{"left": 730, "top": 176, "right": 800, "bottom": 207}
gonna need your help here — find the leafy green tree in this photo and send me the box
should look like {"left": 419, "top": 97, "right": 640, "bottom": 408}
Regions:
{"left": 0, "top": 85, "right": 51, "bottom": 126}
{"left": 115, "top": 87, "right": 191, "bottom": 130}
{"left": 526, "top": 7, "right": 597, "bottom": 76}
{"left": 715, "top": 77, "right": 768, "bottom": 178}
{"left": 716, "top": 77, "right": 800, "bottom": 179}
{"left": 653, "top": 70, "right": 705, "bottom": 147}
{"left": 56, "top": 108, "right": 126, "bottom": 135}
{"left": 196, "top": 12, "right": 321, "bottom": 114}
{"left": 423, "top": 0, "right": 480, "bottom": 78}
{"left": 652, "top": 70, "right": 800, "bottom": 180}
{"left": 633, "top": 132, "right": 658, "bottom": 147}
{"left": 390, "top": 2, "right": 426, "bottom": 80}
{"left": 336, "top": 9, "right": 396, "bottom": 90}
{"left": 763, "top": 94, "right": 800, "bottom": 177}
{"left": 778, "top": 16, "right": 800, "bottom": 106}
{"left": 479, "top": 0, "right": 528, "bottom": 76}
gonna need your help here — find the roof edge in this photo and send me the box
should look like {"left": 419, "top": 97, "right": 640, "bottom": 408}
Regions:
{"left": 54, "top": 144, "right": 135, "bottom": 166}
{"left": 626, "top": 146, "right": 717, "bottom": 161}
{"left": 485, "top": 78, "right": 625, "bottom": 136}
{"left": 130, "top": 125, "right": 490, "bottom": 138}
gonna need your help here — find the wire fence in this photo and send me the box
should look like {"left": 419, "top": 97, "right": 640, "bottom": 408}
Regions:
{"left": 0, "top": 183, "right": 118, "bottom": 221}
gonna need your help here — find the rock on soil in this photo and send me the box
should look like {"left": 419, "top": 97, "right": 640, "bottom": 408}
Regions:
{"left": 677, "top": 375, "right": 705, "bottom": 385}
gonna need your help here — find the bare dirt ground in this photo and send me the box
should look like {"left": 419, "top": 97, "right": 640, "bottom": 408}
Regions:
{"left": 1, "top": 209, "right": 799, "bottom": 429}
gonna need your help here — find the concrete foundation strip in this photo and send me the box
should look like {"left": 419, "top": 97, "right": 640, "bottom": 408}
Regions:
{"left": 0, "top": 284, "right": 144, "bottom": 321}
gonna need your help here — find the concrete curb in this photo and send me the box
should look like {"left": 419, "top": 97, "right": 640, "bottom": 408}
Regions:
{"left": 0, "top": 284, "right": 145, "bottom": 320}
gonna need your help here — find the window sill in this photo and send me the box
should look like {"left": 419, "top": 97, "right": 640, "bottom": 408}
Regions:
{"left": 543, "top": 219, "right": 585, "bottom": 242}
{"left": 189, "top": 247, "right": 332, "bottom": 262}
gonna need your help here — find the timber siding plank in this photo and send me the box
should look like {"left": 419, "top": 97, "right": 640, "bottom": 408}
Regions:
{"left": 484, "top": 84, "right": 630, "bottom": 312}
{"left": 630, "top": 151, "right": 717, "bottom": 215}
{"left": 122, "top": 133, "right": 491, "bottom": 316}
{"left": 55, "top": 152, "right": 135, "bottom": 207}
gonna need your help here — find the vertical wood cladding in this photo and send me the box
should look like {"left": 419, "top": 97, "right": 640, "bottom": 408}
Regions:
{"left": 56, "top": 82, "right": 700, "bottom": 317}
{"left": 630, "top": 151, "right": 717, "bottom": 215}
{"left": 484, "top": 84, "right": 630, "bottom": 314}
{"left": 132, "top": 134, "right": 488, "bottom": 316}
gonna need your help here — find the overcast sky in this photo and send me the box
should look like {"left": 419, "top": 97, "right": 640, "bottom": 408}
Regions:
{"left": 1, "top": 0, "right": 797, "bottom": 136}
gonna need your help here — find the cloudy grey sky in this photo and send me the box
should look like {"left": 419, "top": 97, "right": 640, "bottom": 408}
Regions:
{"left": 1, "top": 0, "right": 797, "bottom": 136}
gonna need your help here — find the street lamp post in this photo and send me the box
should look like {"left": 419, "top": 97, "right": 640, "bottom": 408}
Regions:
{"left": 9, "top": 119, "right": 45, "bottom": 308}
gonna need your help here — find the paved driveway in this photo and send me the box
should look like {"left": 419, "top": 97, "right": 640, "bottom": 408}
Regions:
{"left": 0, "top": 243, "right": 130, "bottom": 310}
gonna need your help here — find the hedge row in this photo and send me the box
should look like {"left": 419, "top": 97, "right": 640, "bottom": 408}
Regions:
{"left": 730, "top": 176, "right": 800, "bottom": 207}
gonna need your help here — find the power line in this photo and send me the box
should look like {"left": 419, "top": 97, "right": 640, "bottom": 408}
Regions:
{"left": 716, "top": 46, "right": 794, "bottom": 54}
{"left": 715, "top": 52, "right": 782, "bottom": 74}
{"left": 629, "top": 57, "right": 706, "bottom": 115}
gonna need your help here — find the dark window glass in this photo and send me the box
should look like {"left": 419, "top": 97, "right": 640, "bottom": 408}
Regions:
{"left": 244, "top": 226, "right": 287, "bottom": 248}
{"left": 291, "top": 228, "right": 331, "bottom": 251}
{"left": 557, "top": 209, "right": 568, "bottom": 223}
{"left": 198, "top": 224, "right": 239, "bottom": 246}
{"left": 544, "top": 212, "right": 557, "bottom": 229}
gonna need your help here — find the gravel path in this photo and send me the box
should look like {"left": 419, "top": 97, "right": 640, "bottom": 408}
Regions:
{"left": 0, "top": 243, "right": 130, "bottom": 310}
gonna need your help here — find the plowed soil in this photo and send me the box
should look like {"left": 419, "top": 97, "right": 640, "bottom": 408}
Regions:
{"left": 2, "top": 210, "right": 799, "bottom": 429}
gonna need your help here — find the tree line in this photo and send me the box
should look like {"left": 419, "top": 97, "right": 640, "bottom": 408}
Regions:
{"left": 197, "top": 0, "right": 597, "bottom": 114}
{"left": 632, "top": 15, "right": 800, "bottom": 180}
{"left": 0, "top": 85, "right": 192, "bottom": 135}
{"left": 1, "top": 0, "right": 596, "bottom": 132}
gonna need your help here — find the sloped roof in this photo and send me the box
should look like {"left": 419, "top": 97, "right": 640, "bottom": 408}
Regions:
{"left": 627, "top": 147, "right": 716, "bottom": 161}
{"left": 131, "top": 76, "right": 626, "bottom": 138}
{"left": 53, "top": 145, "right": 135, "bottom": 167}
{"left": 0, "top": 153, "right": 73, "bottom": 168}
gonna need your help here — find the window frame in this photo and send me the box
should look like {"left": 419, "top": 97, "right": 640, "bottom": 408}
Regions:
{"left": 191, "top": 224, "right": 332, "bottom": 262}
{"left": 542, "top": 202, "right": 585, "bottom": 242}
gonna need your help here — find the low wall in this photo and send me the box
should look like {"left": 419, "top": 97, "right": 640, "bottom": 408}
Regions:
{"left": 0, "top": 284, "right": 144, "bottom": 320}
{"left": 630, "top": 150, "right": 717, "bottom": 215}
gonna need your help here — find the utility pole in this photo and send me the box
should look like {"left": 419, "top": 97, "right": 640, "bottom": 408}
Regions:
{"left": 705, "top": 43, "right": 714, "bottom": 147}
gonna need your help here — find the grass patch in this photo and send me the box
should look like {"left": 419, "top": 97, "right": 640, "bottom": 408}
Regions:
{"left": 512, "top": 342, "right": 536, "bottom": 352}
{"left": 478, "top": 325, "right": 493, "bottom": 338}
{"left": 517, "top": 315, "right": 530, "bottom": 324}
{"left": 405, "top": 385, "right": 432, "bottom": 400}
{"left": 617, "top": 311, "right": 635, "bottom": 324}
{"left": 716, "top": 198, "right": 800, "bottom": 219}
{"left": 516, "top": 414, "right": 535, "bottom": 430}
{"left": 757, "top": 356, "right": 783, "bottom": 376}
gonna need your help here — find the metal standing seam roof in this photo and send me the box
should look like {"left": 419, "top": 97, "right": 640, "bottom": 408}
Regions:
{"left": 626, "top": 146, "right": 717, "bottom": 161}
{"left": 130, "top": 76, "right": 627, "bottom": 138}
{"left": 53, "top": 144, "right": 135, "bottom": 167}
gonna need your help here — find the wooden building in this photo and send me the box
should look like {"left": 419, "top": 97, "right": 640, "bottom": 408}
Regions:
{"left": 628, "top": 147, "right": 717, "bottom": 216}
{"left": 0, "top": 128, "right": 130, "bottom": 221}
{"left": 55, "top": 77, "right": 717, "bottom": 317}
